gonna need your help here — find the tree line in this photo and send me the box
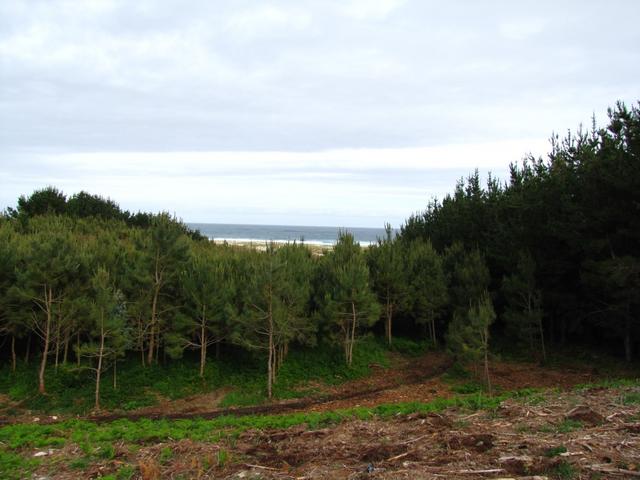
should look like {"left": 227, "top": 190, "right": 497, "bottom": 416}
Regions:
{"left": 402, "top": 101, "right": 639, "bottom": 364}
{"left": 0, "top": 100, "right": 638, "bottom": 409}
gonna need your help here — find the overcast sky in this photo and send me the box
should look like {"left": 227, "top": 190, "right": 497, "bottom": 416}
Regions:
{"left": 1, "top": 0, "right": 638, "bottom": 227}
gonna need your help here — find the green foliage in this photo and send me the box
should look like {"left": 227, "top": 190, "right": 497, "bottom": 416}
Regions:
{"left": 116, "top": 465, "right": 136, "bottom": 480}
{"left": 15, "top": 186, "right": 67, "bottom": 218}
{"left": 446, "top": 292, "right": 495, "bottom": 364}
{"left": 550, "top": 460, "right": 577, "bottom": 479}
{"left": 217, "top": 449, "right": 229, "bottom": 467}
{"left": 544, "top": 446, "right": 568, "bottom": 457}
{"left": 387, "top": 336, "right": 431, "bottom": 357}
{"left": 70, "top": 457, "right": 91, "bottom": 469}
{"left": 540, "top": 418, "right": 583, "bottom": 434}
{"left": 451, "top": 382, "right": 483, "bottom": 394}
{"left": 401, "top": 238, "right": 447, "bottom": 344}
{"left": 0, "top": 336, "right": 390, "bottom": 413}
{"left": 502, "top": 251, "right": 546, "bottom": 361}
{"left": 367, "top": 224, "right": 406, "bottom": 344}
{"left": 0, "top": 450, "right": 39, "bottom": 480}
{"left": 0, "top": 389, "right": 518, "bottom": 454}
{"left": 159, "top": 446, "right": 173, "bottom": 463}
{"left": 318, "top": 232, "right": 381, "bottom": 365}
{"left": 402, "top": 101, "right": 640, "bottom": 363}
{"left": 622, "top": 391, "right": 640, "bottom": 405}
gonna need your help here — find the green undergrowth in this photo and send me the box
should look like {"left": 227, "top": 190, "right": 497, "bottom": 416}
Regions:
{"left": 1, "top": 380, "right": 638, "bottom": 474}
{"left": 0, "top": 388, "right": 531, "bottom": 455}
{"left": 220, "top": 335, "right": 390, "bottom": 406}
{"left": 0, "top": 335, "right": 391, "bottom": 414}
{"left": 0, "top": 449, "right": 40, "bottom": 480}
{"left": 387, "top": 337, "right": 433, "bottom": 357}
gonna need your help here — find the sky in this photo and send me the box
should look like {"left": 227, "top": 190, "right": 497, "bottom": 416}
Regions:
{"left": 1, "top": 1, "right": 638, "bottom": 227}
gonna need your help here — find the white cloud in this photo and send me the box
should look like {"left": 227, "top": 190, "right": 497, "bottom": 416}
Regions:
{"left": 338, "top": 0, "right": 406, "bottom": 20}
{"left": 1, "top": 138, "right": 547, "bottom": 226}
{"left": 225, "top": 5, "right": 312, "bottom": 40}
{"left": 499, "top": 18, "right": 547, "bottom": 41}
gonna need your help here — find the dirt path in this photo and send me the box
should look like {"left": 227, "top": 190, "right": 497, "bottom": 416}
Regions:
{"left": 1, "top": 352, "right": 607, "bottom": 426}
{"left": 86, "top": 352, "right": 455, "bottom": 423}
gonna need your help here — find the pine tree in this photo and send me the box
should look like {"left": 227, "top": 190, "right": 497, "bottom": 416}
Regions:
{"left": 166, "top": 245, "right": 233, "bottom": 377}
{"left": 446, "top": 291, "right": 496, "bottom": 393}
{"left": 367, "top": 224, "right": 405, "bottom": 345}
{"left": 502, "top": 251, "right": 546, "bottom": 362}
{"left": 403, "top": 238, "right": 448, "bottom": 345}
{"left": 321, "top": 232, "right": 380, "bottom": 366}
{"left": 78, "top": 267, "right": 129, "bottom": 410}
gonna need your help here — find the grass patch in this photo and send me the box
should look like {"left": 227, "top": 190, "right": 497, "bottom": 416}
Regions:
{"left": 0, "top": 449, "right": 39, "bottom": 480}
{"left": 539, "top": 419, "right": 583, "bottom": 434}
{"left": 69, "top": 457, "right": 91, "bottom": 469}
{"left": 451, "top": 381, "right": 483, "bottom": 394}
{"left": 115, "top": 465, "right": 136, "bottom": 480}
{"left": 159, "top": 446, "right": 173, "bottom": 463}
{"left": 217, "top": 449, "right": 229, "bottom": 468}
{"left": 544, "top": 445, "right": 567, "bottom": 457}
{"left": 622, "top": 391, "right": 640, "bottom": 405}
{"left": 549, "top": 460, "right": 576, "bottom": 479}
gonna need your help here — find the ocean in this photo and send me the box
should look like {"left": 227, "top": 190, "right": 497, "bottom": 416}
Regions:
{"left": 187, "top": 223, "right": 389, "bottom": 246}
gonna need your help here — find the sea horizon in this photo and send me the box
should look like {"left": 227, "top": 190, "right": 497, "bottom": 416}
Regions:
{"left": 187, "top": 222, "right": 392, "bottom": 246}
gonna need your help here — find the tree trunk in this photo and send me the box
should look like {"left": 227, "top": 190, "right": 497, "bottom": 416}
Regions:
{"left": 385, "top": 293, "right": 393, "bottom": 346}
{"left": 624, "top": 316, "right": 632, "bottom": 363}
{"left": 429, "top": 317, "right": 437, "bottom": 346}
{"left": 54, "top": 318, "right": 61, "bottom": 372}
{"left": 113, "top": 359, "right": 117, "bottom": 389}
{"left": 38, "top": 286, "right": 52, "bottom": 394}
{"left": 200, "top": 310, "right": 207, "bottom": 378}
{"left": 11, "top": 335, "right": 16, "bottom": 372}
{"left": 348, "top": 301, "right": 357, "bottom": 366}
{"left": 76, "top": 331, "right": 81, "bottom": 366}
{"left": 138, "top": 315, "right": 146, "bottom": 368}
{"left": 538, "top": 316, "right": 547, "bottom": 363}
{"left": 148, "top": 251, "right": 162, "bottom": 366}
{"left": 267, "top": 288, "right": 274, "bottom": 399}
{"left": 344, "top": 325, "right": 350, "bottom": 365}
{"left": 62, "top": 328, "right": 70, "bottom": 365}
{"left": 147, "top": 323, "right": 155, "bottom": 366}
{"left": 24, "top": 334, "right": 31, "bottom": 364}
{"left": 483, "top": 326, "right": 492, "bottom": 396}
{"left": 95, "top": 315, "right": 105, "bottom": 411}
{"left": 155, "top": 328, "right": 160, "bottom": 364}
{"left": 267, "top": 322, "right": 274, "bottom": 399}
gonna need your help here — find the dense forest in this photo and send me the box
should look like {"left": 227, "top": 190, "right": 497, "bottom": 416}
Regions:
{"left": 0, "top": 101, "right": 638, "bottom": 409}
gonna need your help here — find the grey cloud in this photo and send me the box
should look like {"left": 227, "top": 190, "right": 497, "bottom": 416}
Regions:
{"left": 2, "top": 0, "right": 639, "bottom": 154}
{"left": 1, "top": 0, "right": 638, "bottom": 226}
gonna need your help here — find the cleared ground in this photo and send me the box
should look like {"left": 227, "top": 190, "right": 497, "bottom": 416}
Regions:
{"left": 3, "top": 353, "right": 638, "bottom": 479}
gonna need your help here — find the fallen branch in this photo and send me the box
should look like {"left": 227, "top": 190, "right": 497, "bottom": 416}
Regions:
{"left": 386, "top": 451, "right": 410, "bottom": 462}
{"left": 401, "top": 433, "right": 432, "bottom": 445}
{"left": 245, "top": 464, "right": 280, "bottom": 471}
{"left": 449, "top": 468, "right": 505, "bottom": 474}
